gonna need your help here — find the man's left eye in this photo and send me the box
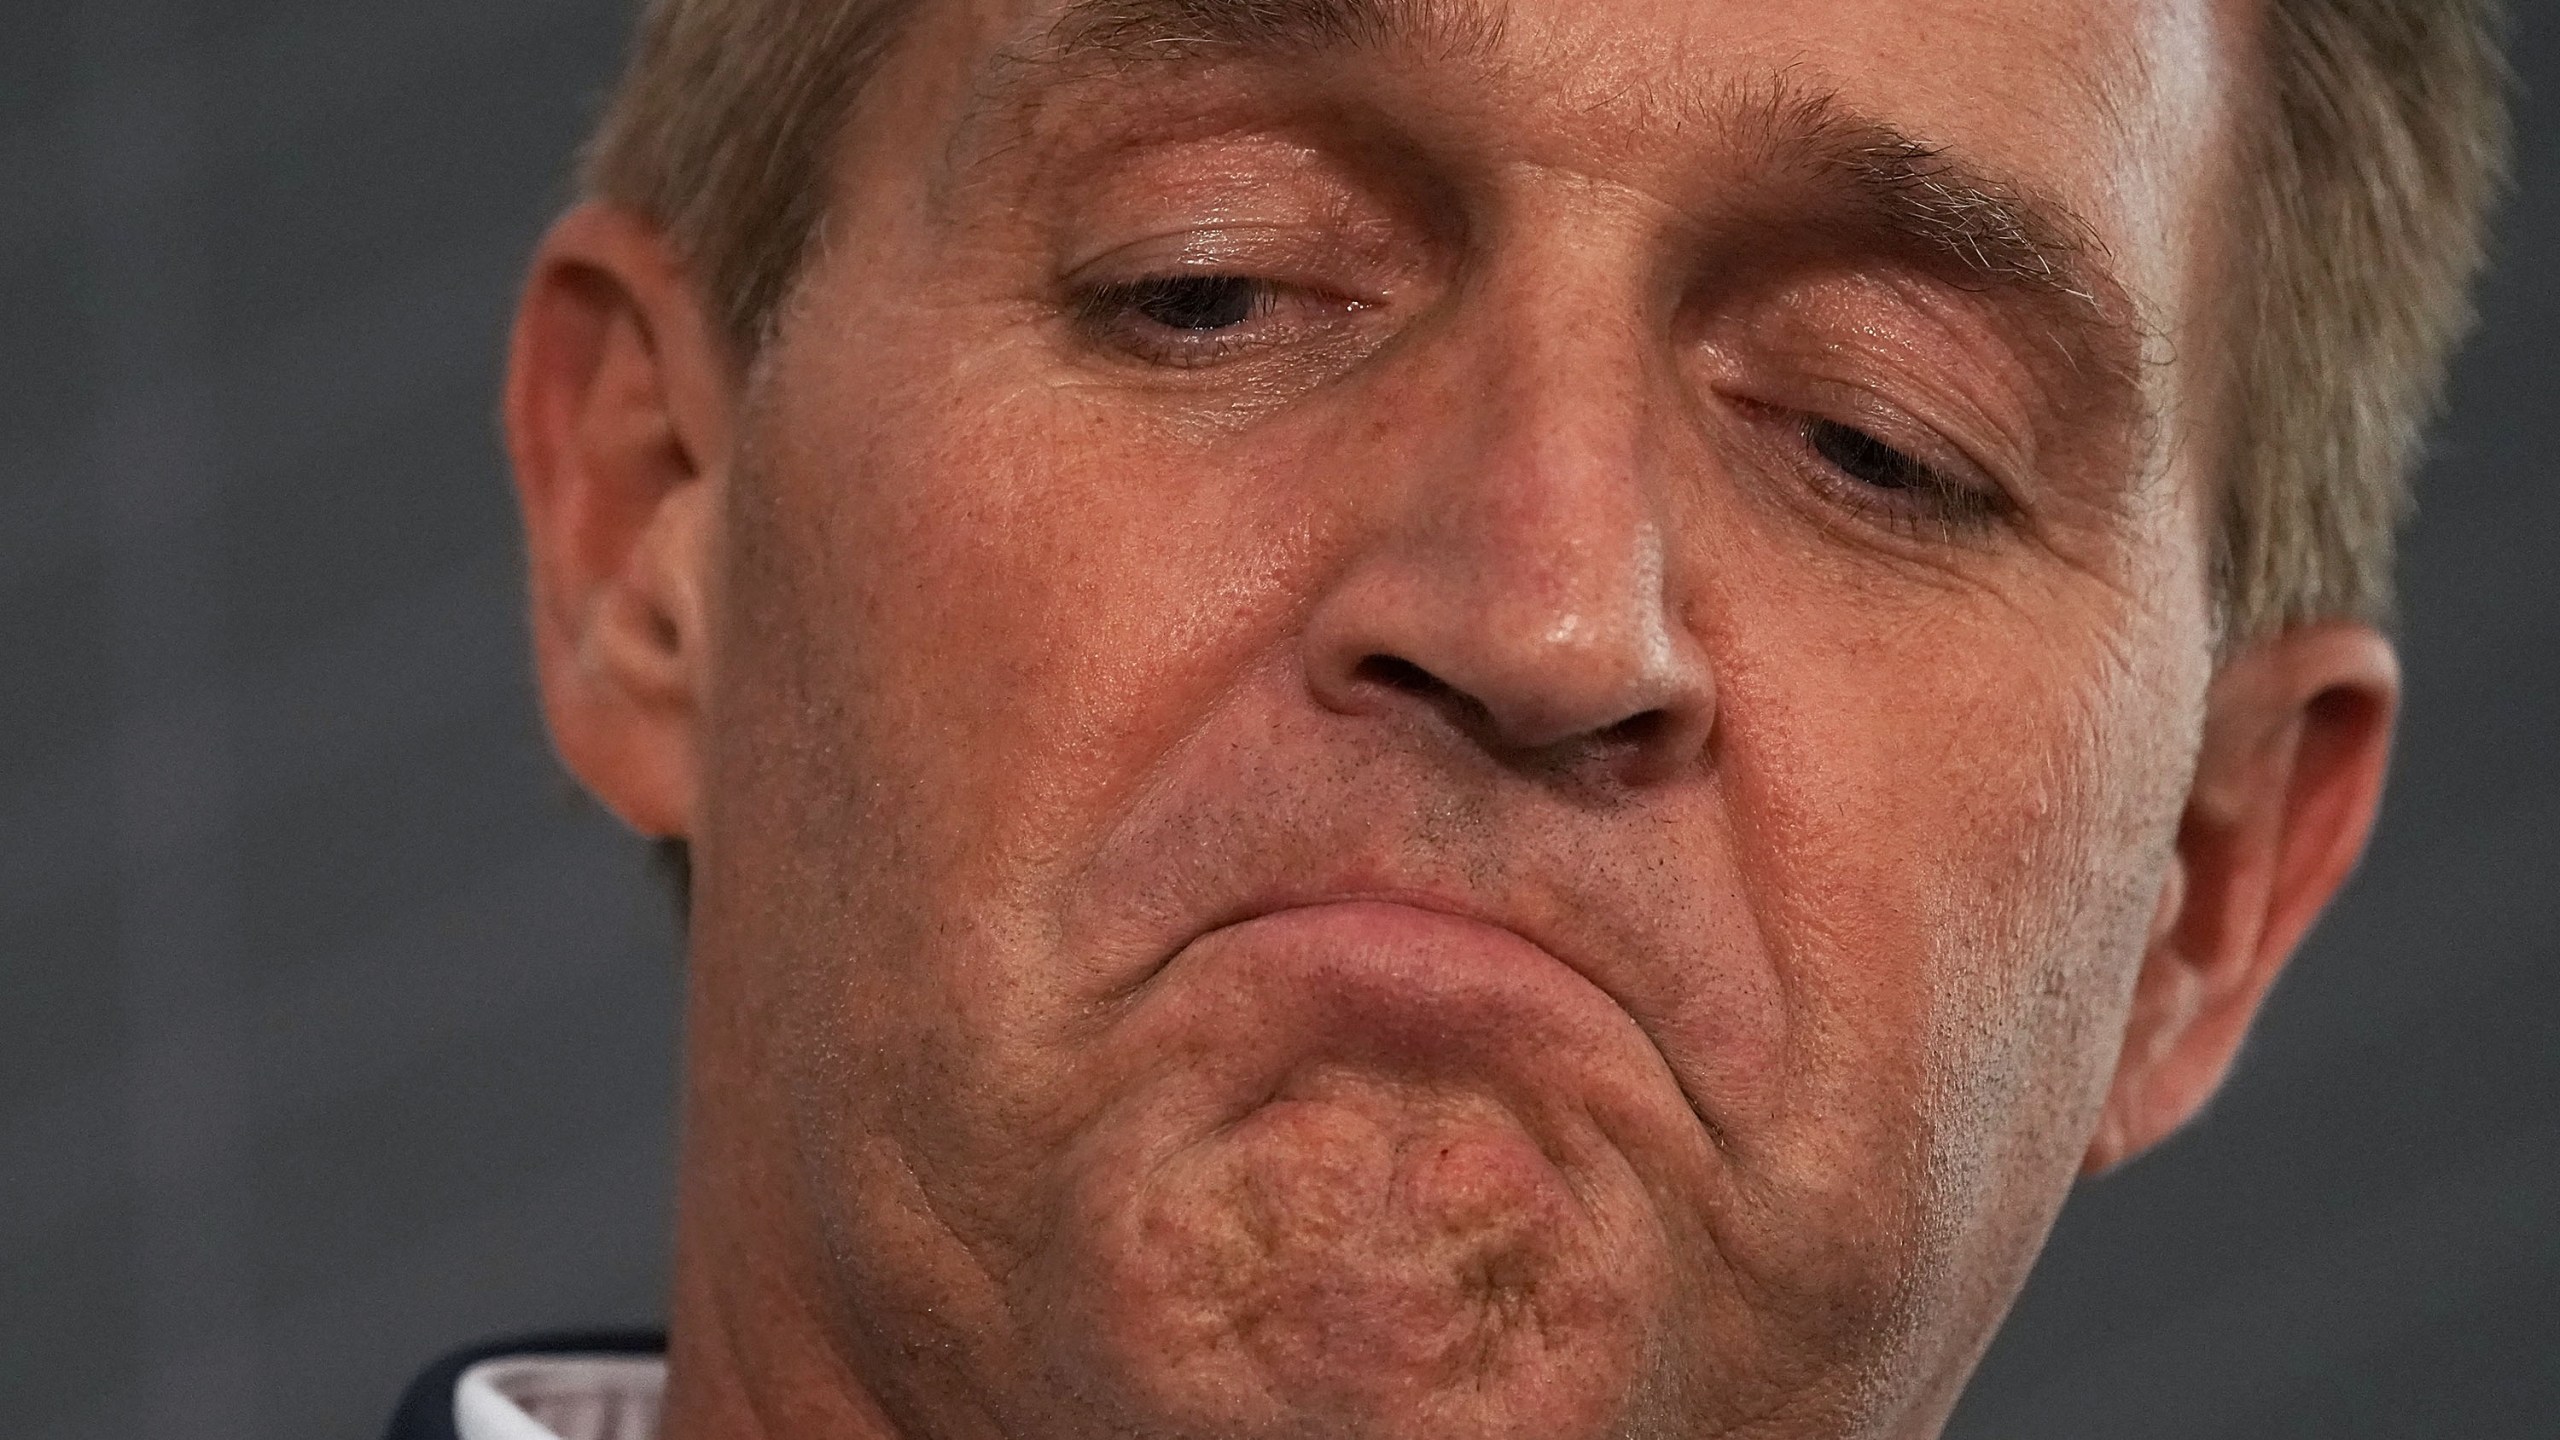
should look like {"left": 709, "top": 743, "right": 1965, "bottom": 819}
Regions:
{"left": 1791, "top": 413, "right": 2011, "bottom": 533}
{"left": 1807, "top": 418, "right": 1938, "bottom": 493}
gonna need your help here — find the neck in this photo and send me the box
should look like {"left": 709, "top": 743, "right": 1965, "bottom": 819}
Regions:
{"left": 659, "top": 1189, "right": 913, "bottom": 1440}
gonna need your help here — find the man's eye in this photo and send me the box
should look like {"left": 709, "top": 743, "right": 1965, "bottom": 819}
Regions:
{"left": 1807, "top": 419, "right": 1935, "bottom": 492}
{"left": 1079, "top": 273, "right": 1277, "bottom": 350}
{"left": 1115, "top": 275, "right": 1267, "bottom": 332}
{"left": 1797, "top": 416, "right": 2010, "bottom": 532}
{"left": 1073, "top": 272, "right": 1356, "bottom": 370}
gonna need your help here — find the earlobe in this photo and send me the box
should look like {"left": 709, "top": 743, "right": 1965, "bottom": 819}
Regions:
{"left": 2082, "top": 623, "right": 2400, "bottom": 1175}
{"left": 505, "top": 203, "right": 738, "bottom": 840}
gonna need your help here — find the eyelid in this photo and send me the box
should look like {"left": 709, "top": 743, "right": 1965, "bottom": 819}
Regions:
{"left": 1055, "top": 219, "right": 1415, "bottom": 378}
{"left": 1710, "top": 342, "right": 2026, "bottom": 510}
{"left": 1695, "top": 277, "right": 2042, "bottom": 486}
{"left": 1715, "top": 392, "right": 2017, "bottom": 545}
{"left": 1059, "top": 219, "right": 1412, "bottom": 303}
{"left": 1804, "top": 391, "right": 2007, "bottom": 502}
{"left": 1070, "top": 271, "right": 1366, "bottom": 371}
{"left": 1798, "top": 416, "right": 2010, "bottom": 532}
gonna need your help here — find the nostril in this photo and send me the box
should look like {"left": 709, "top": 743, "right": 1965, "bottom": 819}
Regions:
{"left": 1345, "top": 654, "right": 1691, "bottom": 765}
{"left": 1354, "top": 654, "right": 1499, "bottom": 733}
{"left": 1356, "top": 655, "right": 1446, "bottom": 699}
{"left": 1602, "top": 709, "right": 1671, "bottom": 750}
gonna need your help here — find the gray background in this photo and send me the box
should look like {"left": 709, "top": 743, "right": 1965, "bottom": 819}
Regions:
{"left": 0, "top": 4, "right": 2549, "bottom": 1438}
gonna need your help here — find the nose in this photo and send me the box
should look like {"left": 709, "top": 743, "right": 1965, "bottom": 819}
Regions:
{"left": 1302, "top": 302, "right": 1715, "bottom": 785}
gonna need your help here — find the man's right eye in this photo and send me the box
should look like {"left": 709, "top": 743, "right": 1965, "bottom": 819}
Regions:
{"left": 1074, "top": 272, "right": 1357, "bottom": 369}
{"left": 1112, "top": 274, "right": 1267, "bottom": 332}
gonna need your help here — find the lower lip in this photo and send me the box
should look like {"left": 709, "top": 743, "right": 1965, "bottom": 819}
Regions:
{"left": 1162, "top": 899, "right": 1618, "bottom": 1076}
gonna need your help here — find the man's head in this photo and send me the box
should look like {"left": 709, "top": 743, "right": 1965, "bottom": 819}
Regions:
{"left": 503, "top": 1, "right": 2508, "bottom": 1436}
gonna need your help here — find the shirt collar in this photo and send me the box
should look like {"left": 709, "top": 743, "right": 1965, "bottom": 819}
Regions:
{"left": 453, "top": 1353, "right": 665, "bottom": 1440}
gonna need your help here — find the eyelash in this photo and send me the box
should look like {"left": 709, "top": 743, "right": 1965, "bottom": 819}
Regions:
{"left": 1794, "top": 415, "right": 2010, "bottom": 536}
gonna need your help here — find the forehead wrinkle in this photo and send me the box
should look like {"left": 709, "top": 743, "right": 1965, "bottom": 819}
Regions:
{"left": 946, "top": 0, "right": 1501, "bottom": 154}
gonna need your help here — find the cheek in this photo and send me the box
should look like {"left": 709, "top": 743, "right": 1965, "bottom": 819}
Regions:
{"left": 1909, "top": 615, "right": 2201, "bottom": 1254}
{"left": 1697, "top": 564, "right": 2201, "bottom": 1319}
{"left": 704, "top": 300, "right": 1351, "bottom": 1233}
{"left": 731, "top": 330, "right": 1324, "bottom": 885}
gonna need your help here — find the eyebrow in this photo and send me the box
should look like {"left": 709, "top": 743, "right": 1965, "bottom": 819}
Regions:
{"left": 1734, "top": 87, "right": 2125, "bottom": 321}
{"left": 985, "top": 0, "right": 2144, "bottom": 366}
{"left": 1040, "top": 0, "right": 1489, "bottom": 63}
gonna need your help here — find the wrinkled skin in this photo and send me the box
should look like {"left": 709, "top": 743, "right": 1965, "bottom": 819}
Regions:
{"left": 506, "top": 0, "right": 2402, "bottom": 1436}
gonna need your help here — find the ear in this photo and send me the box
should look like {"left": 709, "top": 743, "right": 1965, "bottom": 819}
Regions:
{"left": 2082, "top": 622, "right": 2400, "bottom": 1174}
{"left": 505, "top": 203, "right": 736, "bottom": 840}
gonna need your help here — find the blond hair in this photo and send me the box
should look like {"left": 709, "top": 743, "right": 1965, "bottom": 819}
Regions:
{"left": 2222, "top": 0, "right": 2510, "bottom": 635}
{"left": 581, "top": 0, "right": 2510, "bottom": 638}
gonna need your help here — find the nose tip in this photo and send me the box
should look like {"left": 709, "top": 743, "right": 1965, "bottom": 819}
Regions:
{"left": 1309, "top": 567, "right": 1716, "bottom": 784}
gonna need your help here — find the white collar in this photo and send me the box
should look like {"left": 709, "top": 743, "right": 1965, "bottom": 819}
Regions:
{"left": 454, "top": 1353, "right": 665, "bottom": 1440}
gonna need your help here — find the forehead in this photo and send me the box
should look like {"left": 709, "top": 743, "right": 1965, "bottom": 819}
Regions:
{"left": 900, "top": 0, "right": 2241, "bottom": 320}
{"left": 951, "top": 0, "right": 2234, "bottom": 175}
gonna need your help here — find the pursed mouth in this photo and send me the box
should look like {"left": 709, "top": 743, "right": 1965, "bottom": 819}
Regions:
{"left": 1158, "top": 888, "right": 1738, "bottom": 1160}
{"left": 1112, "top": 895, "right": 1721, "bottom": 1152}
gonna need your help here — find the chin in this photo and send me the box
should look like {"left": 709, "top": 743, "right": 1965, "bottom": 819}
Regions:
{"left": 1020, "top": 1069, "right": 1677, "bottom": 1440}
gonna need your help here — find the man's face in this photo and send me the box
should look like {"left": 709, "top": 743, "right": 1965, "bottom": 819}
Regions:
{"left": 681, "top": 0, "right": 2237, "bottom": 1434}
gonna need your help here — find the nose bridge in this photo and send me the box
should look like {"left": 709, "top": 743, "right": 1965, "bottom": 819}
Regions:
{"left": 1457, "top": 286, "right": 1665, "bottom": 644}
{"left": 1304, "top": 263, "right": 1714, "bottom": 773}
